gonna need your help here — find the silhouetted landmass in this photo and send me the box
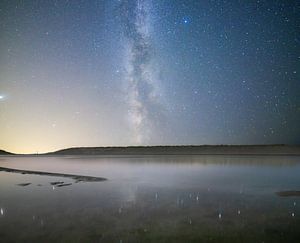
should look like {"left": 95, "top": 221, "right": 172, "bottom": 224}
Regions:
{"left": 0, "top": 145, "right": 299, "bottom": 156}
{"left": 47, "top": 145, "right": 300, "bottom": 156}
{"left": 0, "top": 149, "right": 13, "bottom": 155}
{"left": 0, "top": 166, "right": 107, "bottom": 182}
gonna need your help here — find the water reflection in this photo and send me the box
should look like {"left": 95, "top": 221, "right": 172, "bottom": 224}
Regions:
{"left": 0, "top": 155, "right": 299, "bottom": 242}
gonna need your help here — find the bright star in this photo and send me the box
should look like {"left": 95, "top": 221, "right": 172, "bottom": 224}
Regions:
{"left": 0, "top": 94, "right": 8, "bottom": 101}
{"left": 183, "top": 17, "right": 190, "bottom": 24}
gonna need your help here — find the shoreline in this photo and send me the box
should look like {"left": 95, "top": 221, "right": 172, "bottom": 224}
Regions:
{"left": 0, "top": 166, "right": 107, "bottom": 182}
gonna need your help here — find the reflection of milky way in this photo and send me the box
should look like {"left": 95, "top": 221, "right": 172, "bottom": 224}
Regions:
{"left": 120, "top": 0, "right": 164, "bottom": 143}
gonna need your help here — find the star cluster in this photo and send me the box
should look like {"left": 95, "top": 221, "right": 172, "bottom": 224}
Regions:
{"left": 0, "top": 0, "right": 299, "bottom": 153}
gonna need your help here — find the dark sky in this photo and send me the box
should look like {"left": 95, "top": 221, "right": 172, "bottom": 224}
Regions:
{"left": 0, "top": 0, "right": 299, "bottom": 153}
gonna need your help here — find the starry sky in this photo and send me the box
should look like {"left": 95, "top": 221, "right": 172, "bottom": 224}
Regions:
{"left": 0, "top": 0, "right": 299, "bottom": 153}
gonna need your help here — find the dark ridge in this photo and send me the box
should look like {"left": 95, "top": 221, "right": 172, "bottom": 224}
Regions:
{"left": 0, "top": 166, "right": 107, "bottom": 183}
{"left": 0, "top": 149, "right": 14, "bottom": 155}
{"left": 47, "top": 145, "right": 300, "bottom": 156}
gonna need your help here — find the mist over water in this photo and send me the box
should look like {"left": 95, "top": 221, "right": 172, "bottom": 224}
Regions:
{"left": 0, "top": 155, "right": 299, "bottom": 242}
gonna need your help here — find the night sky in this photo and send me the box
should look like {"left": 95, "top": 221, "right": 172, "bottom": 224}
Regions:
{"left": 0, "top": 0, "right": 299, "bottom": 153}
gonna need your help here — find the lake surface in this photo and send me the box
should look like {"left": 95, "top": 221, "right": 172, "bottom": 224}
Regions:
{"left": 0, "top": 155, "right": 299, "bottom": 242}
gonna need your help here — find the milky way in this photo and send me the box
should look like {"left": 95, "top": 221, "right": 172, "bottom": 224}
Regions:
{"left": 0, "top": 0, "right": 299, "bottom": 153}
{"left": 119, "top": 0, "right": 165, "bottom": 143}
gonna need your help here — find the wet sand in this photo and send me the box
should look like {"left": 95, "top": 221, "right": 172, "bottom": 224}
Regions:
{"left": 0, "top": 166, "right": 107, "bottom": 183}
{"left": 17, "top": 183, "right": 31, "bottom": 187}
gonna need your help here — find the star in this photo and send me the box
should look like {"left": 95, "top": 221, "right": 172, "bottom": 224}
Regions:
{"left": 0, "top": 0, "right": 298, "bottom": 152}
{"left": 183, "top": 17, "right": 189, "bottom": 24}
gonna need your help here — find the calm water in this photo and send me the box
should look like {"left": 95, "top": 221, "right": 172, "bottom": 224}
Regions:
{"left": 0, "top": 155, "right": 299, "bottom": 242}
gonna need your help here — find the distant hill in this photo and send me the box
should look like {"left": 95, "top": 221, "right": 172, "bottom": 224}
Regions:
{"left": 48, "top": 145, "right": 300, "bottom": 156}
{"left": 0, "top": 149, "right": 13, "bottom": 155}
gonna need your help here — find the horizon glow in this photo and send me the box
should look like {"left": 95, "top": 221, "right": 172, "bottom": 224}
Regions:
{"left": 0, "top": 0, "right": 299, "bottom": 154}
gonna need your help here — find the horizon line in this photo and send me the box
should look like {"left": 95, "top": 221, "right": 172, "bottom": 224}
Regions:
{"left": 1, "top": 144, "right": 298, "bottom": 155}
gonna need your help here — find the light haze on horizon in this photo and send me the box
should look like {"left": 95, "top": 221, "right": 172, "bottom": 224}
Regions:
{"left": 0, "top": 0, "right": 299, "bottom": 154}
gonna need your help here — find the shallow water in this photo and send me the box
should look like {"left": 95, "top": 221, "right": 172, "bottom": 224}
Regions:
{"left": 0, "top": 155, "right": 299, "bottom": 242}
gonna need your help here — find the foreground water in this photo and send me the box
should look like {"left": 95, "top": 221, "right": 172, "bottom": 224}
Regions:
{"left": 0, "top": 155, "right": 299, "bottom": 242}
